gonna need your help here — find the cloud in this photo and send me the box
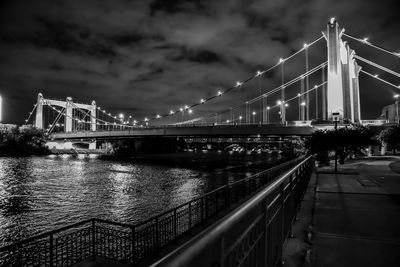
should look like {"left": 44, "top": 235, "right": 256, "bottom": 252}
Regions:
{"left": 0, "top": 0, "right": 398, "bottom": 124}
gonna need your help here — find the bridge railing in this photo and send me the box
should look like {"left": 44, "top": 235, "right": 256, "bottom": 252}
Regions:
{"left": 0, "top": 157, "right": 306, "bottom": 267}
{"left": 49, "top": 122, "right": 311, "bottom": 134}
{"left": 152, "top": 155, "right": 314, "bottom": 267}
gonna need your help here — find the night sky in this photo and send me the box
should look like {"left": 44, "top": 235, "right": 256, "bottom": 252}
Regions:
{"left": 0, "top": 0, "right": 399, "bottom": 124}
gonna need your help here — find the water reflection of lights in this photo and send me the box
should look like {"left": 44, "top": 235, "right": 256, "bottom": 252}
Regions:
{"left": 48, "top": 154, "right": 56, "bottom": 158}
{"left": 60, "top": 154, "right": 71, "bottom": 159}
{"left": 77, "top": 154, "right": 86, "bottom": 159}
{"left": 88, "top": 154, "right": 98, "bottom": 159}
{"left": 172, "top": 178, "right": 202, "bottom": 205}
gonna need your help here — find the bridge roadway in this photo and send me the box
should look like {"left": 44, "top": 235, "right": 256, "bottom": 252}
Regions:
{"left": 49, "top": 124, "right": 314, "bottom": 140}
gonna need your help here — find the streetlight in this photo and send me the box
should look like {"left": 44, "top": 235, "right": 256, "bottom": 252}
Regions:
{"left": 394, "top": 94, "right": 399, "bottom": 124}
{"left": 297, "top": 93, "right": 301, "bottom": 120}
{"left": 266, "top": 106, "right": 270, "bottom": 124}
{"left": 301, "top": 101, "right": 306, "bottom": 121}
{"left": 252, "top": 111, "right": 256, "bottom": 124}
{"left": 0, "top": 95, "right": 2, "bottom": 123}
{"left": 239, "top": 116, "right": 243, "bottom": 125}
{"left": 332, "top": 112, "right": 341, "bottom": 173}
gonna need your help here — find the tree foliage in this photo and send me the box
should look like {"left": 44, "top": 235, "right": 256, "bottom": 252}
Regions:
{"left": 305, "top": 125, "right": 375, "bottom": 164}
{"left": 378, "top": 125, "right": 400, "bottom": 147}
{"left": 0, "top": 124, "right": 49, "bottom": 156}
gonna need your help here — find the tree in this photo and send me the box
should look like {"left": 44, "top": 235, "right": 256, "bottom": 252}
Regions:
{"left": 378, "top": 126, "right": 400, "bottom": 154}
{"left": 305, "top": 125, "right": 375, "bottom": 165}
{"left": 0, "top": 124, "right": 49, "bottom": 156}
{"left": 378, "top": 126, "right": 400, "bottom": 147}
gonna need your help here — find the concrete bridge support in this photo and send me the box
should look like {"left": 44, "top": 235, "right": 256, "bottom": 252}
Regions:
{"left": 35, "top": 93, "right": 44, "bottom": 129}
{"left": 90, "top": 101, "right": 97, "bottom": 132}
{"left": 65, "top": 97, "right": 73, "bottom": 132}
{"left": 324, "top": 18, "right": 361, "bottom": 122}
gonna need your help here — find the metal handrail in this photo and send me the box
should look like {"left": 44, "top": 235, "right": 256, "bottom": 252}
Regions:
{"left": 151, "top": 155, "right": 314, "bottom": 267}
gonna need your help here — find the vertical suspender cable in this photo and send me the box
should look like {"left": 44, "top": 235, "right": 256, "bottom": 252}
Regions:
{"left": 305, "top": 46, "right": 310, "bottom": 120}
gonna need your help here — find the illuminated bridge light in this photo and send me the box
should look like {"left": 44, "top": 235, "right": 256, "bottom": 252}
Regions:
{"left": 217, "top": 90, "right": 223, "bottom": 96}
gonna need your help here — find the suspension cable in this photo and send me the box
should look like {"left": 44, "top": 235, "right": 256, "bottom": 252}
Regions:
{"left": 139, "top": 35, "right": 325, "bottom": 124}
{"left": 354, "top": 55, "right": 400, "bottom": 78}
{"left": 360, "top": 69, "right": 400, "bottom": 89}
{"left": 24, "top": 104, "right": 37, "bottom": 125}
{"left": 187, "top": 62, "right": 327, "bottom": 125}
{"left": 343, "top": 33, "right": 400, "bottom": 58}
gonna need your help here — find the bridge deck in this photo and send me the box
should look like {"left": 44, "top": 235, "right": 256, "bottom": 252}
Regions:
{"left": 49, "top": 125, "right": 314, "bottom": 140}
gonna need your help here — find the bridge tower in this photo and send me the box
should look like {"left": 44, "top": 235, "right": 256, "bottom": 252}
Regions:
{"left": 324, "top": 18, "right": 361, "bottom": 122}
{"left": 35, "top": 93, "right": 44, "bottom": 129}
{"left": 90, "top": 100, "right": 96, "bottom": 131}
{"left": 65, "top": 97, "right": 73, "bottom": 132}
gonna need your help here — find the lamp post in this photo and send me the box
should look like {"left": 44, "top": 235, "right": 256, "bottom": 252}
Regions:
{"left": 266, "top": 106, "right": 270, "bottom": 124}
{"left": 332, "top": 112, "right": 340, "bottom": 173}
{"left": 239, "top": 116, "right": 243, "bottom": 125}
{"left": 0, "top": 94, "right": 2, "bottom": 123}
{"left": 252, "top": 111, "right": 256, "bottom": 124}
{"left": 301, "top": 101, "right": 306, "bottom": 121}
{"left": 394, "top": 94, "right": 399, "bottom": 124}
{"left": 297, "top": 93, "right": 301, "bottom": 120}
{"left": 277, "top": 100, "right": 283, "bottom": 124}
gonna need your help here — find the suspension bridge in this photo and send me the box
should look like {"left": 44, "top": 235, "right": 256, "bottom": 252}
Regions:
{"left": 3, "top": 18, "right": 400, "bottom": 267}
{"left": 23, "top": 19, "right": 399, "bottom": 146}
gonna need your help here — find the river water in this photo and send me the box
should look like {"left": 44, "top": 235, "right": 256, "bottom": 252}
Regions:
{"left": 0, "top": 151, "right": 283, "bottom": 247}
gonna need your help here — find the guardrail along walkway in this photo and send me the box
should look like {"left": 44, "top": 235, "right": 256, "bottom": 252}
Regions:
{"left": 152, "top": 155, "right": 314, "bottom": 267}
{"left": 0, "top": 157, "right": 309, "bottom": 267}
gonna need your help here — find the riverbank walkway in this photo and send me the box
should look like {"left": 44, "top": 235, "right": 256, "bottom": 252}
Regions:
{"left": 308, "top": 157, "right": 400, "bottom": 267}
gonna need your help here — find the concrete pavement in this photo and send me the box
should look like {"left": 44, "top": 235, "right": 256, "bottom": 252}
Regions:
{"left": 312, "top": 157, "right": 400, "bottom": 267}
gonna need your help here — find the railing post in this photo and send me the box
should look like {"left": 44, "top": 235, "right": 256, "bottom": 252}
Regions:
{"left": 91, "top": 219, "right": 96, "bottom": 260}
{"left": 131, "top": 226, "right": 136, "bottom": 264}
{"left": 289, "top": 174, "right": 294, "bottom": 238}
{"left": 215, "top": 191, "right": 219, "bottom": 215}
{"left": 188, "top": 202, "right": 192, "bottom": 229}
{"left": 49, "top": 234, "right": 54, "bottom": 267}
{"left": 201, "top": 197, "right": 205, "bottom": 224}
{"left": 174, "top": 209, "right": 178, "bottom": 239}
{"left": 155, "top": 217, "right": 160, "bottom": 254}
{"left": 225, "top": 186, "right": 230, "bottom": 208}
{"left": 279, "top": 183, "right": 285, "bottom": 265}
{"left": 204, "top": 196, "right": 208, "bottom": 222}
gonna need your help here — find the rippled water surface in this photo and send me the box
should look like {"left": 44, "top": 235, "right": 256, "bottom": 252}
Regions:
{"left": 0, "top": 152, "right": 281, "bottom": 246}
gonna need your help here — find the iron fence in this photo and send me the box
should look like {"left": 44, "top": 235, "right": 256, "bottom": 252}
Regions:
{"left": 152, "top": 155, "right": 314, "bottom": 267}
{"left": 0, "top": 157, "right": 305, "bottom": 267}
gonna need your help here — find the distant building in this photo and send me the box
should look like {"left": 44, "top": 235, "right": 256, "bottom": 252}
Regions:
{"left": 380, "top": 103, "right": 399, "bottom": 123}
